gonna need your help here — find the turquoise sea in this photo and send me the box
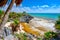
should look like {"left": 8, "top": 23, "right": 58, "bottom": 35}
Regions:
{"left": 28, "top": 13, "right": 60, "bottom": 20}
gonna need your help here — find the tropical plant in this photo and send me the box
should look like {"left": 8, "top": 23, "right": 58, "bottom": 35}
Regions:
{"left": 0, "top": 10, "right": 2, "bottom": 14}
{"left": 0, "top": 10, "right": 23, "bottom": 22}
{"left": 55, "top": 16, "right": 60, "bottom": 30}
{"left": 0, "top": 10, "right": 4, "bottom": 24}
{"left": 0, "top": 10, "right": 4, "bottom": 18}
{"left": 13, "top": 19, "right": 19, "bottom": 25}
{"left": 9, "top": 12, "right": 22, "bottom": 21}
{"left": 0, "top": 0, "right": 22, "bottom": 29}
{"left": 37, "top": 38, "right": 42, "bottom": 40}
{"left": 15, "top": 33, "right": 27, "bottom": 40}
{"left": 10, "top": 19, "right": 20, "bottom": 34}
{"left": 44, "top": 31, "right": 57, "bottom": 40}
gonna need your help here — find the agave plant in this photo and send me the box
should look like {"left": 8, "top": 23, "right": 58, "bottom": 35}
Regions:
{"left": 0, "top": 0, "right": 23, "bottom": 29}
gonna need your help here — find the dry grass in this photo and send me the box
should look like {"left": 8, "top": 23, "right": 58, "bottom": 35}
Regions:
{"left": 20, "top": 22, "right": 40, "bottom": 36}
{"left": 36, "top": 27, "right": 48, "bottom": 32}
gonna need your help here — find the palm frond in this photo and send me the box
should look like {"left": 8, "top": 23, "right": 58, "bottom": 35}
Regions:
{"left": 15, "top": 0, "right": 23, "bottom": 6}
{"left": 0, "top": 0, "right": 8, "bottom": 7}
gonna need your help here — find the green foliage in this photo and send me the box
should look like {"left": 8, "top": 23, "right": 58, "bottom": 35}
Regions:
{"left": 55, "top": 16, "right": 60, "bottom": 30}
{"left": 0, "top": 19, "right": 1, "bottom": 21}
{"left": 9, "top": 12, "right": 28, "bottom": 21}
{"left": 37, "top": 38, "right": 42, "bottom": 40}
{"left": 23, "top": 33, "right": 27, "bottom": 40}
{"left": 0, "top": 10, "right": 4, "bottom": 16}
{"left": 2, "top": 37, "right": 4, "bottom": 40}
{"left": 15, "top": 33, "right": 27, "bottom": 40}
{"left": 9, "top": 12, "right": 22, "bottom": 21}
{"left": 0, "top": 10, "right": 28, "bottom": 21}
{"left": 0, "top": 10, "right": 3, "bottom": 16}
{"left": 13, "top": 19, "right": 19, "bottom": 25}
{"left": 0, "top": 10, "right": 2, "bottom": 14}
{"left": 44, "top": 32, "right": 56, "bottom": 39}
{"left": 55, "top": 24, "right": 60, "bottom": 30}
{"left": 0, "top": 10, "right": 4, "bottom": 23}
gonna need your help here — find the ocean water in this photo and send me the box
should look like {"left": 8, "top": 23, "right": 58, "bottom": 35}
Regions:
{"left": 28, "top": 13, "right": 60, "bottom": 20}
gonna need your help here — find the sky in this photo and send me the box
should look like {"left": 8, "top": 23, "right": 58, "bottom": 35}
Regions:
{"left": 0, "top": 0, "right": 60, "bottom": 13}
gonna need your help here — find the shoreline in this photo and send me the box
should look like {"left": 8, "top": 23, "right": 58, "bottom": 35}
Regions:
{"left": 28, "top": 13, "right": 60, "bottom": 21}
{"left": 31, "top": 17, "right": 56, "bottom": 23}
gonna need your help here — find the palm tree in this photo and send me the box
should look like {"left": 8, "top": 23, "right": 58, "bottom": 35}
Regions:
{"left": 0, "top": 0, "right": 23, "bottom": 29}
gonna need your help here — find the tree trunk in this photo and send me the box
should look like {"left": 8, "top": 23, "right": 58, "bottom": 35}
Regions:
{"left": 0, "top": 0, "right": 15, "bottom": 39}
{"left": 0, "top": 0, "right": 15, "bottom": 29}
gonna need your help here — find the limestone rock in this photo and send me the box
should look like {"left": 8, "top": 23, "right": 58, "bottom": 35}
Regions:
{"left": 4, "top": 35, "right": 18, "bottom": 40}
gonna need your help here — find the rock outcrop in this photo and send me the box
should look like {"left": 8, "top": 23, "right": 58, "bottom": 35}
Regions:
{"left": 20, "top": 15, "right": 33, "bottom": 23}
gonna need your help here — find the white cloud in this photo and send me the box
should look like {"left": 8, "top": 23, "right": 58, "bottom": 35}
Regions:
{"left": 32, "top": 6, "right": 37, "bottom": 8}
{"left": 41, "top": 5, "right": 49, "bottom": 8}
{"left": 0, "top": 4, "right": 60, "bottom": 13}
{"left": 32, "top": 5, "right": 40, "bottom": 8}
{"left": 51, "top": 5, "right": 56, "bottom": 8}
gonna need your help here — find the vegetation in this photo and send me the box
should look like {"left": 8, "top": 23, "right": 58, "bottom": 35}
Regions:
{"left": 0, "top": 10, "right": 24, "bottom": 22}
{"left": 0, "top": 0, "right": 23, "bottom": 30}
{"left": 9, "top": 12, "right": 23, "bottom": 21}
{"left": 0, "top": 10, "right": 4, "bottom": 23}
{"left": 0, "top": 10, "right": 60, "bottom": 40}
{"left": 0, "top": 10, "right": 4, "bottom": 18}
{"left": 55, "top": 16, "right": 60, "bottom": 30}
{"left": 1, "top": 0, "right": 60, "bottom": 40}
{"left": 15, "top": 33, "right": 27, "bottom": 40}
{"left": 37, "top": 38, "right": 42, "bottom": 40}
{"left": 44, "top": 32, "right": 57, "bottom": 40}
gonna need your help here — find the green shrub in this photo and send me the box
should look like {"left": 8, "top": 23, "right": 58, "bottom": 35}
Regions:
{"left": 15, "top": 33, "right": 27, "bottom": 40}
{"left": 44, "top": 32, "right": 57, "bottom": 40}
{"left": 55, "top": 16, "right": 60, "bottom": 30}
{"left": 37, "top": 38, "right": 42, "bottom": 40}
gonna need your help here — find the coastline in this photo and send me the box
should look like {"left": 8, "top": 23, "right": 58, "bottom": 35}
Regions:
{"left": 35, "top": 17, "right": 56, "bottom": 23}
{"left": 28, "top": 13, "right": 60, "bottom": 20}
